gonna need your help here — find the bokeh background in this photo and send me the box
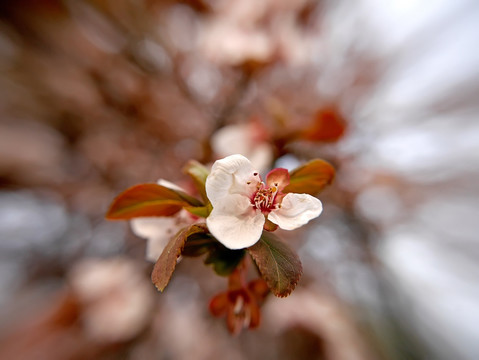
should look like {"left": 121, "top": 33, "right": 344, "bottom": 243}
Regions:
{"left": 1, "top": 0, "right": 479, "bottom": 359}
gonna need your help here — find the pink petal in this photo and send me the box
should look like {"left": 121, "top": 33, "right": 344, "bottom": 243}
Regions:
{"left": 266, "top": 168, "right": 290, "bottom": 192}
{"left": 209, "top": 292, "right": 229, "bottom": 317}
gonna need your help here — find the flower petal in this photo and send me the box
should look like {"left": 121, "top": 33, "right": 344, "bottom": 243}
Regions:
{"left": 144, "top": 236, "right": 170, "bottom": 262}
{"left": 130, "top": 217, "right": 175, "bottom": 239}
{"left": 211, "top": 124, "right": 250, "bottom": 158}
{"left": 248, "top": 279, "right": 270, "bottom": 302}
{"left": 206, "top": 154, "right": 259, "bottom": 207}
{"left": 211, "top": 123, "right": 274, "bottom": 173}
{"left": 248, "top": 143, "right": 274, "bottom": 174}
{"left": 209, "top": 292, "right": 229, "bottom": 317}
{"left": 206, "top": 200, "right": 265, "bottom": 249}
{"left": 247, "top": 298, "right": 261, "bottom": 329}
{"left": 265, "top": 167, "right": 290, "bottom": 192}
{"left": 131, "top": 209, "right": 195, "bottom": 262}
{"left": 130, "top": 217, "right": 178, "bottom": 262}
{"left": 268, "top": 193, "right": 322, "bottom": 230}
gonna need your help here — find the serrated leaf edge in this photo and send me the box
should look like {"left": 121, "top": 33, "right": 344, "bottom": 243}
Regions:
{"left": 248, "top": 236, "right": 303, "bottom": 298}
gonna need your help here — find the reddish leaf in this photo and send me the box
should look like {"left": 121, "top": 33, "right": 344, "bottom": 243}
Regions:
{"left": 248, "top": 232, "right": 302, "bottom": 297}
{"left": 151, "top": 223, "right": 209, "bottom": 292}
{"left": 283, "top": 159, "right": 335, "bottom": 196}
{"left": 106, "top": 183, "right": 196, "bottom": 220}
{"left": 302, "top": 107, "right": 347, "bottom": 142}
{"left": 183, "top": 160, "right": 210, "bottom": 203}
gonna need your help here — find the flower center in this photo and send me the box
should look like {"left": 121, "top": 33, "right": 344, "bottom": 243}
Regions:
{"left": 252, "top": 181, "right": 279, "bottom": 213}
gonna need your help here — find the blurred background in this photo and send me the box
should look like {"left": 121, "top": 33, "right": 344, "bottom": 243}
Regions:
{"left": 1, "top": 0, "right": 479, "bottom": 359}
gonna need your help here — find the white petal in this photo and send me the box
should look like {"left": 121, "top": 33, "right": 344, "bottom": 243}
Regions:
{"left": 131, "top": 217, "right": 176, "bottom": 262}
{"left": 130, "top": 210, "right": 194, "bottom": 262}
{"left": 268, "top": 193, "right": 323, "bottom": 231}
{"left": 207, "top": 206, "right": 265, "bottom": 249}
{"left": 248, "top": 143, "right": 274, "bottom": 174}
{"left": 145, "top": 236, "right": 170, "bottom": 262}
{"left": 131, "top": 217, "right": 176, "bottom": 239}
{"left": 206, "top": 154, "right": 259, "bottom": 206}
{"left": 211, "top": 125, "right": 273, "bottom": 174}
{"left": 211, "top": 124, "right": 250, "bottom": 158}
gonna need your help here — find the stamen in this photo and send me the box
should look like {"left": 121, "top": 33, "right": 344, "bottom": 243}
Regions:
{"left": 252, "top": 181, "right": 280, "bottom": 213}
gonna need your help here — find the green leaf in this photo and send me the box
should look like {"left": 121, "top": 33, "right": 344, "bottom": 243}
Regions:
{"left": 204, "top": 245, "right": 245, "bottom": 276}
{"left": 183, "top": 230, "right": 245, "bottom": 275}
{"left": 184, "top": 204, "right": 211, "bottom": 218}
{"left": 151, "top": 223, "right": 208, "bottom": 292}
{"left": 106, "top": 183, "right": 193, "bottom": 220}
{"left": 283, "top": 159, "right": 335, "bottom": 196}
{"left": 182, "top": 233, "right": 216, "bottom": 257}
{"left": 183, "top": 160, "right": 210, "bottom": 203}
{"left": 248, "top": 232, "right": 302, "bottom": 297}
{"left": 169, "top": 188, "right": 203, "bottom": 207}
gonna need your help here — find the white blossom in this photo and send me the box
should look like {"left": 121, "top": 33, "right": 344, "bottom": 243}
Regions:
{"left": 211, "top": 123, "right": 273, "bottom": 174}
{"left": 205, "top": 154, "right": 322, "bottom": 249}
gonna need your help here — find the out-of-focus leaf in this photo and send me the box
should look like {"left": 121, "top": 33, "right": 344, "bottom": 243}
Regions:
{"left": 248, "top": 232, "right": 302, "bottom": 298}
{"left": 301, "top": 107, "right": 347, "bottom": 142}
{"left": 106, "top": 183, "right": 194, "bottom": 219}
{"left": 283, "top": 159, "right": 335, "bottom": 196}
{"left": 151, "top": 223, "right": 208, "bottom": 292}
{"left": 182, "top": 233, "right": 216, "bottom": 257}
{"left": 183, "top": 160, "right": 210, "bottom": 203}
{"left": 169, "top": 187, "right": 203, "bottom": 207}
{"left": 204, "top": 245, "right": 245, "bottom": 276}
{"left": 184, "top": 231, "right": 245, "bottom": 275}
{"left": 184, "top": 204, "right": 211, "bottom": 218}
